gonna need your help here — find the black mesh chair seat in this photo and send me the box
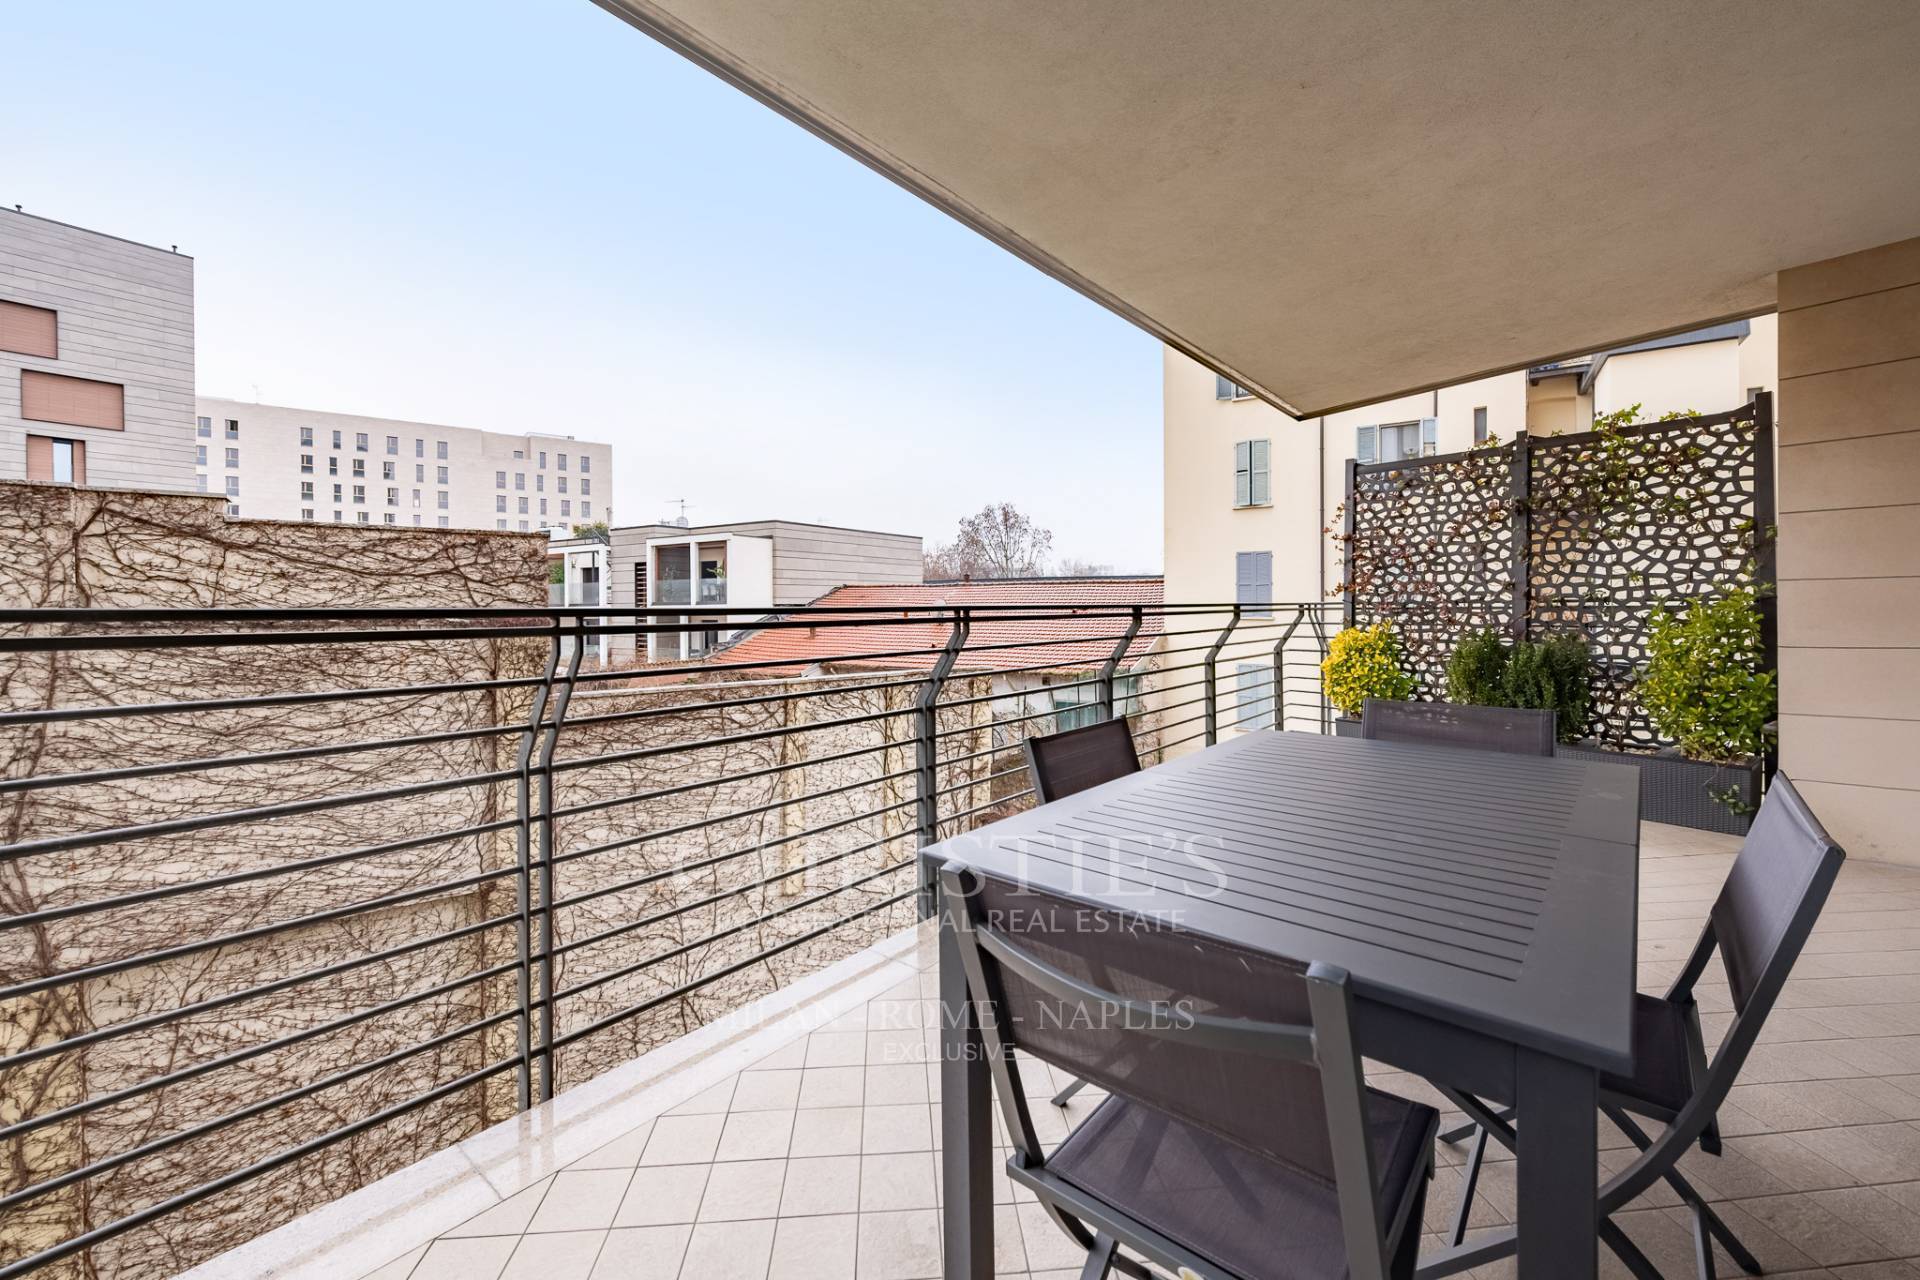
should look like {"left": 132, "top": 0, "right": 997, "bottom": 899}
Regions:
{"left": 1599, "top": 994, "right": 1696, "bottom": 1115}
{"left": 1049, "top": 1093, "right": 1437, "bottom": 1280}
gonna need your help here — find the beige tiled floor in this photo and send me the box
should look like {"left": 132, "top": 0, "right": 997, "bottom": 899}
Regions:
{"left": 364, "top": 823, "right": 1920, "bottom": 1280}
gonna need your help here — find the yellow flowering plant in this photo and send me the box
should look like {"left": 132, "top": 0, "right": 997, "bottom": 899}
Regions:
{"left": 1321, "top": 622, "right": 1417, "bottom": 718}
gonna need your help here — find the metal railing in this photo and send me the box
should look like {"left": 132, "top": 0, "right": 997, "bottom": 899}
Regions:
{"left": 654, "top": 577, "right": 692, "bottom": 605}
{"left": 0, "top": 599, "right": 1335, "bottom": 1277}
{"left": 698, "top": 579, "right": 727, "bottom": 605}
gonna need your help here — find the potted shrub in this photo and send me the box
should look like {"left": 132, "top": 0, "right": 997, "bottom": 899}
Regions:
{"left": 1634, "top": 587, "right": 1773, "bottom": 831}
{"left": 1444, "top": 628, "right": 1591, "bottom": 741}
{"left": 1321, "top": 621, "right": 1416, "bottom": 734}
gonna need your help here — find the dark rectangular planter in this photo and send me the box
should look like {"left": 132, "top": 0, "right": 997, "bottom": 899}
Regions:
{"left": 1333, "top": 717, "right": 1362, "bottom": 738}
{"left": 1554, "top": 743, "right": 1761, "bottom": 836}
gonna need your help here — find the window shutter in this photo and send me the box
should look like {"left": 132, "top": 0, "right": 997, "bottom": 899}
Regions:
{"left": 1250, "top": 438, "right": 1270, "bottom": 505}
{"left": 1420, "top": 417, "right": 1439, "bottom": 455}
{"left": 1235, "top": 551, "right": 1256, "bottom": 602}
{"left": 1356, "top": 425, "right": 1377, "bottom": 464}
{"left": 1234, "top": 440, "right": 1251, "bottom": 506}
{"left": 1255, "top": 551, "right": 1273, "bottom": 613}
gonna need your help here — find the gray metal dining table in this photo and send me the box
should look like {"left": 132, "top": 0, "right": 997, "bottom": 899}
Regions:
{"left": 923, "top": 728, "right": 1641, "bottom": 1280}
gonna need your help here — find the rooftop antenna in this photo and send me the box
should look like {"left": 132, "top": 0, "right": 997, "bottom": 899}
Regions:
{"left": 664, "top": 498, "right": 692, "bottom": 528}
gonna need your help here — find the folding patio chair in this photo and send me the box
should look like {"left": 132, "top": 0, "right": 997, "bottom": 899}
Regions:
{"left": 1440, "top": 775, "right": 1846, "bottom": 1280}
{"left": 1021, "top": 716, "right": 1142, "bottom": 1109}
{"left": 941, "top": 864, "right": 1438, "bottom": 1280}
{"left": 1360, "top": 699, "right": 1556, "bottom": 757}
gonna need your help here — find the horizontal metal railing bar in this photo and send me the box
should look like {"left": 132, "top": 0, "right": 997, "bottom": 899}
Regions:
{"left": 1, "top": 815, "right": 521, "bottom": 931}
{"left": 552, "top": 831, "right": 903, "bottom": 959}
{"left": 559, "top": 670, "right": 934, "bottom": 732}
{"left": 547, "top": 798, "right": 917, "bottom": 899}
{"left": 0, "top": 947, "right": 524, "bottom": 1147}
{"left": 0, "top": 861, "right": 522, "bottom": 1002}
{"left": 929, "top": 763, "right": 1028, "bottom": 800}
{"left": 939, "top": 789, "right": 1036, "bottom": 826}
{"left": 932, "top": 670, "right": 1101, "bottom": 712}
{"left": 0, "top": 908, "right": 520, "bottom": 1074}
{"left": 0, "top": 672, "right": 549, "bottom": 729}
{"left": 546, "top": 735, "right": 903, "bottom": 824}
{"left": 0, "top": 1003, "right": 521, "bottom": 1215}
{"left": 0, "top": 763, "right": 519, "bottom": 863}
{"left": 934, "top": 739, "right": 1030, "bottom": 772}
{"left": 930, "top": 699, "right": 1072, "bottom": 741}
{"left": 547, "top": 703, "right": 915, "bottom": 777}
{"left": 550, "top": 883, "right": 920, "bottom": 1052}
{"left": 0, "top": 602, "right": 1322, "bottom": 624}
{"left": 0, "top": 1055, "right": 522, "bottom": 1280}
{"left": 545, "top": 770, "right": 915, "bottom": 878}
{"left": 552, "top": 859, "right": 915, "bottom": 1005}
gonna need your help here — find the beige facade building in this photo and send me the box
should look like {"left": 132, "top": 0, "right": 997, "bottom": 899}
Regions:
{"left": 1, "top": 209, "right": 196, "bottom": 493}
{"left": 192, "top": 397, "right": 612, "bottom": 531}
{"left": 1164, "top": 317, "right": 1779, "bottom": 608}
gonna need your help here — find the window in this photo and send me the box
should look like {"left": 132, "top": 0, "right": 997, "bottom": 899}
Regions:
{"left": 437, "top": 491, "right": 449, "bottom": 509}
{"left": 352, "top": 458, "right": 365, "bottom": 478}
{"left": 579, "top": 455, "right": 590, "bottom": 474}
{"left": 382, "top": 461, "right": 395, "bottom": 480}
{"left": 538, "top": 451, "right": 547, "bottom": 468}
{"left": 415, "top": 438, "right": 424, "bottom": 458}
{"left": 1235, "top": 550, "right": 1273, "bottom": 618}
{"left": 1215, "top": 375, "right": 1254, "bottom": 401}
{"left": 581, "top": 503, "right": 591, "bottom": 518}
{"left": 225, "top": 419, "right": 240, "bottom": 439}
{"left": 1233, "top": 439, "right": 1270, "bottom": 507}
{"left": 518, "top": 519, "right": 529, "bottom": 531}
{"left": 539, "top": 498, "right": 548, "bottom": 515}
{"left": 227, "top": 503, "right": 240, "bottom": 517}
{"left": 495, "top": 471, "right": 507, "bottom": 489}
{"left": 384, "top": 513, "right": 395, "bottom": 524}
{"left": 387, "top": 487, "right": 399, "bottom": 506}
{"left": 197, "top": 416, "right": 212, "bottom": 438}
{"left": 413, "top": 514, "right": 423, "bottom": 526}
{"left": 355, "top": 432, "right": 368, "bottom": 452}
{"left": 515, "top": 472, "right": 526, "bottom": 490}
{"left": 496, "top": 494, "right": 507, "bottom": 513}
{"left": 581, "top": 478, "right": 591, "bottom": 496}
{"left": 1, "top": 300, "right": 59, "bottom": 357}
{"left": 328, "top": 456, "right": 339, "bottom": 476}
{"left": 1051, "top": 681, "right": 1097, "bottom": 732}
{"left": 300, "top": 454, "right": 314, "bottom": 474}
{"left": 1235, "top": 662, "right": 1275, "bottom": 731}
{"left": 332, "top": 511, "right": 342, "bottom": 522}
{"left": 357, "top": 512, "right": 369, "bottom": 524}
{"left": 196, "top": 445, "right": 208, "bottom": 466}
{"left": 412, "top": 489, "right": 422, "bottom": 507}
{"left": 225, "top": 476, "right": 240, "bottom": 497}
{"left": 386, "top": 435, "right": 399, "bottom": 454}
{"left": 26, "top": 436, "right": 85, "bottom": 485}
{"left": 1355, "top": 419, "right": 1437, "bottom": 464}
{"left": 437, "top": 516, "right": 449, "bottom": 528}
{"left": 512, "top": 448, "right": 524, "bottom": 460}
{"left": 1473, "top": 406, "right": 1490, "bottom": 444}
{"left": 301, "top": 509, "right": 314, "bottom": 521}
{"left": 196, "top": 474, "right": 207, "bottom": 493}
{"left": 561, "top": 499, "right": 571, "bottom": 517}
{"left": 497, "top": 519, "right": 508, "bottom": 530}
{"left": 300, "top": 481, "right": 314, "bottom": 500}
{"left": 535, "top": 474, "right": 545, "bottom": 492}
{"left": 332, "top": 483, "right": 343, "bottom": 502}
{"left": 300, "top": 426, "right": 314, "bottom": 447}
{"left": 21, "top": 371, "right": 124, "bottom": 430}
{"left": 436, "top": 465, "right": 448, "bottom": 484}
{"left": 518, "top": 496, "right": 529, "bottom": 514}
{"left": 413, "top": 463, "right": 424, "bottom": 482}
{"left": 558, "top": 453, "right": 568, "bottom": 471}
{"left": 332, "top": 430, "right": 342, "bottom": 449}
{"left": 436, "top": 440, "right": 448, "bottom": 460}
{"left": 557, "top": 476, "right": 568, "bottom": 494}
{"left": 225, "top": 447, "right": 239, "bottom": 468}
{"left": 352, "top": 484, "right": 365, "bottom": 504}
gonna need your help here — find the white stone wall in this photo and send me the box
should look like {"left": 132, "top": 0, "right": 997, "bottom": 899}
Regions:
{"left": 0, "top": 210, "right": 196, "bottom": 492}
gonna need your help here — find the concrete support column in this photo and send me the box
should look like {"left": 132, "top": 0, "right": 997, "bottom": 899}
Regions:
{"left": 1776, "top": 237, "right": 1920, "bottom": 864}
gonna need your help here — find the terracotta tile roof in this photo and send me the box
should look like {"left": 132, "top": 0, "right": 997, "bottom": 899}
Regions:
{"left": 714, "top": 577, "right": 1165, "bottom": 675}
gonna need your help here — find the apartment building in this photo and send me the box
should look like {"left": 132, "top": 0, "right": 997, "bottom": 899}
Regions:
{"left": 193, "top": 397, "right": 612, "bottom": 530}
{"left": 1164, "top": 317, "right": 1779, "bottom": 607}
{"left": 1, "top": 209, "right": 196, "bottom": 492}
{"left": 605, "top": 518, "right": 923, "bottom": 663}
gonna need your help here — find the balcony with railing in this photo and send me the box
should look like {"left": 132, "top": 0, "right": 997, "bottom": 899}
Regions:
{"left": 697, "top": 578, "right": 726, "bottom": 606}
{"left": 6, "top": 601, "right": 1917, "bottom": 1280}
{"left": 653, "top": 577, "right": 691, "bottom": 606}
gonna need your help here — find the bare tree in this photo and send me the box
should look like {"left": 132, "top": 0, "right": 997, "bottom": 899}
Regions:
{"left": 1054, "top": 557, "right": 1115, "bottom": 577}
{"left": 923, "top": 503, "right": 1055, "bottom": 579}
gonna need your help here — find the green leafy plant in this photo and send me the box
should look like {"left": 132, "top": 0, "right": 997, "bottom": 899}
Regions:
{"left": 1640, "top": 588, "right": 1776, "bottom": 762}
{"left": 1445, "top": 629, "right": 1510, "bottom": 705}
{"left": 1321, "top": 622, "right": 1416, "bottom": 718}
{"left": 1502, "top": 634, "right": 1592, "bottom": 741}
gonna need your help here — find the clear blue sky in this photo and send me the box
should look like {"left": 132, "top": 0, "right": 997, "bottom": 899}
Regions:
{"left": 1, "top": 0, "right": 1164, "bottom": 570}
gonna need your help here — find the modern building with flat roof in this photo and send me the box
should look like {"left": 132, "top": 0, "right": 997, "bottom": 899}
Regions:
{"left": 0, "top": 208, "right": 196, "bottom": 493}
{"left": 193, "top": 397, "right": 613, "bottom": 531}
